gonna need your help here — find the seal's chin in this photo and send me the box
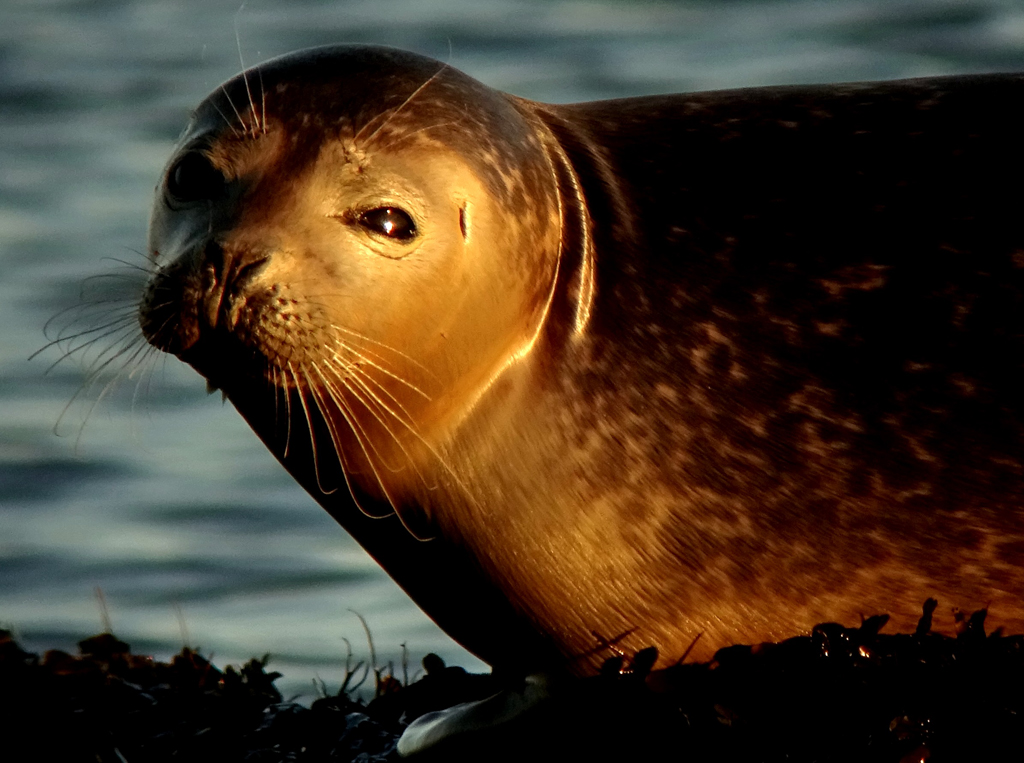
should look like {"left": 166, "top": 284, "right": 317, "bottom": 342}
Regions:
{"left": 169, "top": 330, "right": 281, "bottom": 396}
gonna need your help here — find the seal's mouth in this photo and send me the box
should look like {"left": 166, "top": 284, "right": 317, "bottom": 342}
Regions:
{"left": 141, "top": 286, "right": 327, "bottom": 400}
{"left": 176, "top": 331, "right": 272, "bottom": 394}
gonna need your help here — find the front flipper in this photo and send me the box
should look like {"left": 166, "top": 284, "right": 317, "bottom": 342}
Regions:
{"left": 397, "top": 674, "right": 551, "bottom": 757}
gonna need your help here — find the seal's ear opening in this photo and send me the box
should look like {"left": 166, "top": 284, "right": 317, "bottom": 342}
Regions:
{"left": 459, "top": 203, "right": 469, "bottom": 242}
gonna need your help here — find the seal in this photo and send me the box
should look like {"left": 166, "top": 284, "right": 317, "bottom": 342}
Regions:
{"left": 140, "top": 44, "right": 1024, "bottom": 675}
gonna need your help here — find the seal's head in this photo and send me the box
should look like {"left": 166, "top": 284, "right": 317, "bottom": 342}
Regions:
{"left": 141, "top": 45, "right": 562, "bottom": 522}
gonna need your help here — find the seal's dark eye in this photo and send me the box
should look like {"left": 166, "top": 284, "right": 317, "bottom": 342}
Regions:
{"left": 166, "top": 152, "right": 225, "bottom": 202}
{"left": 358, "top": 207, "right": 417, "bottom": 241}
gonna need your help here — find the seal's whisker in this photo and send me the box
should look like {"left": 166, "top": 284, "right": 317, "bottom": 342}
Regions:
{"left": 310, "top": 383, "right": 413, "bottom": 531}
{"left": 259, "top": 67, "right": 267, "bottom": 136}
{"left": 355, "top": 63, "right": 449, "bottom": 147}
{"left": 233, "top": 9, "right": 260, "bottom": 139}
{"left": 342, "top": 368, "right": 444, "bottom": 494}
{"left": 124, "top": 342, "right": 158, "bottom": 398}
{"left": 330, "top": 343, "right": 418, "bottom": 390}
{"left": 210, "top": 98, "right": 244, "bottom": 139}
{"left": 307, "top": 367, "right": 357, "bottom": 461}
{"left": 327, "top": 368, "right": 414, "bottom": 474}
{"left": 93, "top": 268, "right": 152, "bottom": 286}
{"left": 135, "top": 307, "right": 181, "bottom": 356}
{"left": 341, "top": 362, "right": 421, "bottom": 433}
{"left": 315, "top": 364, "right": 404, "bottom": 473}
{"left": 130, "top": 345, "right": 163, "bottom": 402}
{"left": 36, "top": 308, "right": 138, "bottom": 363}
{"left": 289, "top": 362, "right": 340, "bottom": 496}
{"left": 324, "top": 356, "right": 464, "bottom": 497}
{"left": 346, "top": 366, "right": 460, "bottom": 495}
{"left": 133, "top": 291, "right": 180, "bottom": 320}
{"left": 52, "top": 298, "right": 139, "bottom": 331}
{"left": 330, "top": 340, "right": 432, "bottom": 400}
{"left": 98, "top": 251, "right": 155, "bottom": 267}
{"left": 82, "top": 266, "right": 154, "bottom": 284}
{"left": 318, "top": 367, "right": 411, "bottom": 483}
{"left": 278, "top": 367, "right": 289, "bottom": 453}
{"left": 270, "top": 364, "right": 282, "bottom": 439}
{"left": 305, "top": 363, "right": 391, "bottom": 499}
{"left": 41, "top": 302, "right": 112, "bottom": 343}
{"left": 73, "top": 329, "right": 147, "bottom": 384}
{"left": 313, "top": 366, "right": 436, "bottom": 541}
{"left": 327, "top": 354, "right": 424, "bottom": 439}
{"left": 308, "top": 365, "right": 405, "bottom": 521}
{"left": 305, "top": 370, "right": 360, "bottom": 478}
{"left": 37, "top": 251, "right": 160, "bottom": 445}
{"left": 373, "top": 121, "right": 460, "bottom": 153}
{"left": 61, "top": 295, "right": 145, "bottom": 316}
{"left": 124, "top": 348, "right": 167, "bottom": 444}
{"left": 323, "top": 349, "right": 452, "bottom": 496}
{"left": 125, "top": 341, "right": 162, "bottom": 382}
{"left": 56, "top": 333, "right": 155, "bottom": 449}
{"left": 40, "top": 315, "right": 142, "bottom": 375}
{"left": 334, "top": 342, "right": 476, "bottom": 501}
{"left": 328, "top": 323, "right": 437, "bottom": 379}
{"left": 78, "top": 333, "right": 151, "bottom": 387}
{"left": 218, "top": 82, "right": 250, "bottom": 136}
{"left": 273, "top": 365, "right": 295, "bottom": 458}
{"left": 78, "top": 331, "right": 149, "bottom": 383}
{"left": 304, "top": 378, "right": 346, "bottom": 480}
{"left": 93, "top": 339, "right": 155, "bottom": 410}
{"left": 41, "top": 269, "right": 145, "bottom": 342}
{"left": 350, "top": 110, "right": 390, "bottom": 146}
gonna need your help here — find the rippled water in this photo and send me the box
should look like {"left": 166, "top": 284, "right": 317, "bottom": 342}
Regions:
{"left": 3, "top": 0, "right": 1024, "bottom": 699}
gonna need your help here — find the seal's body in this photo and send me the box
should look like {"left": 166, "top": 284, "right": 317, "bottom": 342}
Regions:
{"left": 141, "top": 46, "right": 1024, "bottom": 673}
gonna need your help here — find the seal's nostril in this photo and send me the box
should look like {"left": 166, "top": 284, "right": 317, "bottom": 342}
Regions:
{"left": 203, "top": 241, "right": 226, "bottom": 276}
{"left": 206, "top": 243, "right": 271, "bottom": 292}
{"left": 233, "top": 254, "right": 271, "bottom": 288}
{"left": 195, "top": 243, "right": 271, "bottom": 331}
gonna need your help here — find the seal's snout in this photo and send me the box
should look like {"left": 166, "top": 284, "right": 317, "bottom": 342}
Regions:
{"left": 138, "top": 238, "right": 271, "bottom": 367}
{"left": 199, "top": 241, "right": 271, "bottom": 332}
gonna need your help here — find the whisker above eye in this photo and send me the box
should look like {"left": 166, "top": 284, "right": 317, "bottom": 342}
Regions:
{"left": 353, "top": 63, "right": 450, "bottom": 148}
{"left": 372, "top": 121, "right": 460, "bottom": 153}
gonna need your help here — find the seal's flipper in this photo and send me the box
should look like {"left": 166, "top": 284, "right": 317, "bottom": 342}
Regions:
{"left": 397, "top": 674, "right": 550, "bottom": 757}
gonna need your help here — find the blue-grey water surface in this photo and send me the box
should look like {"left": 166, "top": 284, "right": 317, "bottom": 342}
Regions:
{"left": 3, "top": 0, "right": 1024, "bottom": 700}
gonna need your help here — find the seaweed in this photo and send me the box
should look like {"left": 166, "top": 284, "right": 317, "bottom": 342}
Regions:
{"left": 3, "top": 602, "right": 1022, "bottom": 762}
